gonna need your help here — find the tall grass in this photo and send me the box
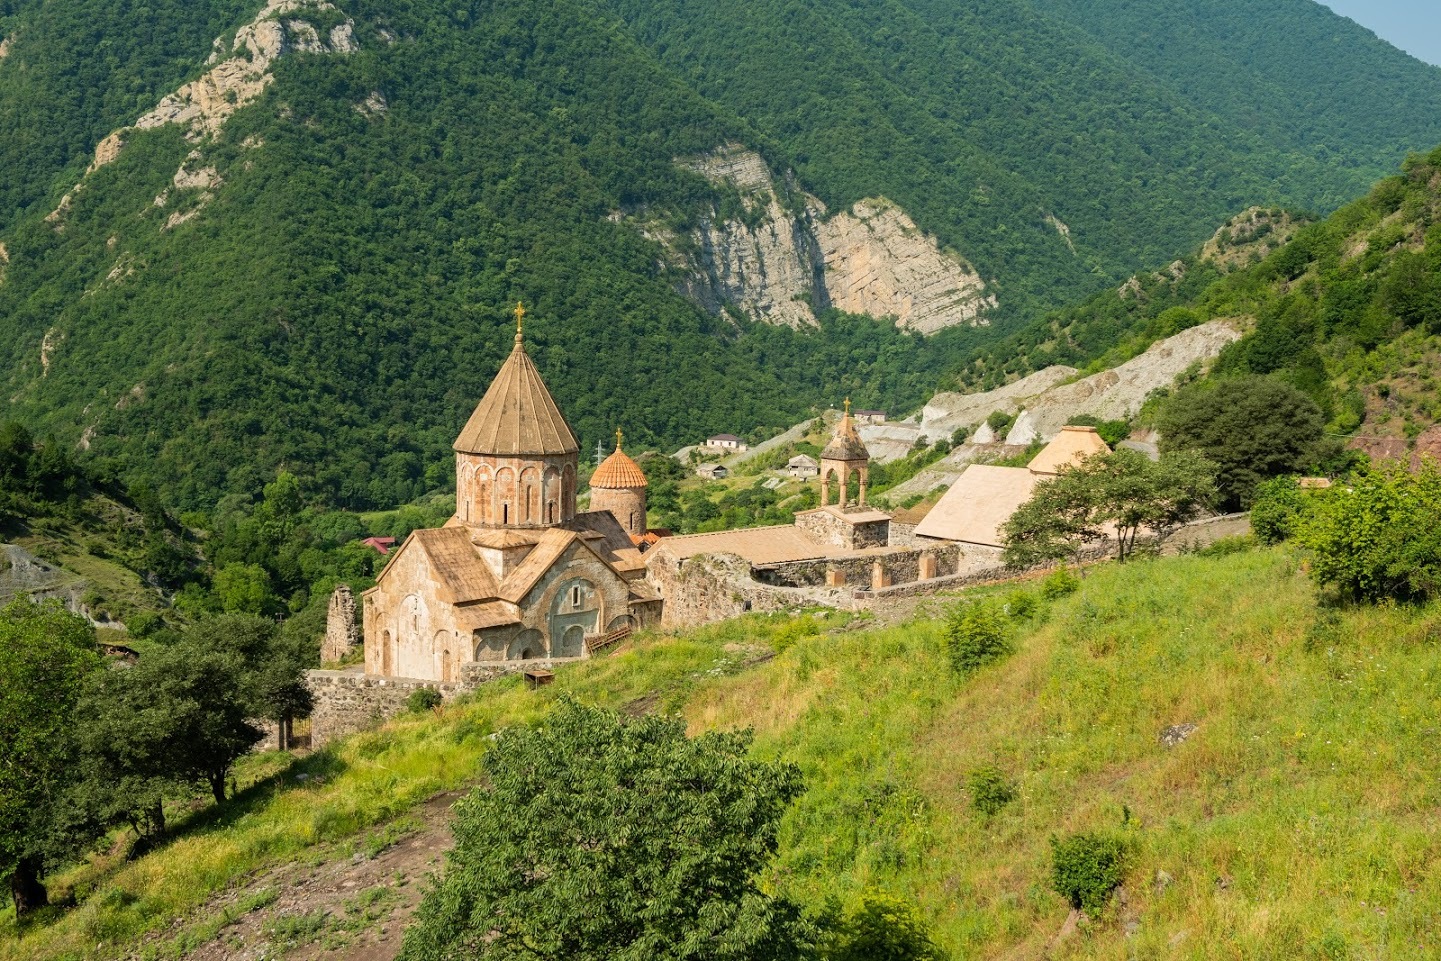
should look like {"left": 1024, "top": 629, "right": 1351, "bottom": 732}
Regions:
{"left": 7, "top": 549, "right": 1441, "bottom": 959}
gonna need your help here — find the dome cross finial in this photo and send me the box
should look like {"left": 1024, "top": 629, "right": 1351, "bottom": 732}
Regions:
{"left": 514, "top": 301, "right": 526, "bottom": 345}
{"left": 616, "top": 428, "right": 624, "bottom": 451}
{"left": 844, "top": 397, "right": 851, "bottom": 416}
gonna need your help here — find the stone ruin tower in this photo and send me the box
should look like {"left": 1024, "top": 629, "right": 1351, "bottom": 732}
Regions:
{"left": 819, "top": 399, "right": 871, "bottom": 509}
{"left": 590, "top": 430, "right": 648, "bottom": 538}
{"left": 323, "top": 584, "right": 359, "bottom": 662}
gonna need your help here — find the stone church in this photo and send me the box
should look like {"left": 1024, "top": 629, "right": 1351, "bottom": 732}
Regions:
{"left": 361, "top": 311, "right": 661, "bottom": 682}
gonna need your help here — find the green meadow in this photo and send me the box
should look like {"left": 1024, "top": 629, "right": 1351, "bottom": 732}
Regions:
{"left": 6, "top": 545, "right": 1441, "bottom": 959}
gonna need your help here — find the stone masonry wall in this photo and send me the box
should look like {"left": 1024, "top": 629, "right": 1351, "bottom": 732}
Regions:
{"left": 307, "top": 659, "right": 574, "bottom": 747}
{"left": 756, "top": 544, "right": 969, "bottom": 589}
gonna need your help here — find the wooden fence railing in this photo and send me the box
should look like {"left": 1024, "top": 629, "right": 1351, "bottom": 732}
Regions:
{"left": 584, "top": 625, "right": 632, "bottom": 657}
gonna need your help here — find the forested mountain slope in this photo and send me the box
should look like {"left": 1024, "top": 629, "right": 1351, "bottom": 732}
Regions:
{"left": 2, "top": 0, "right": 1439, "bottom": 510}
{"left": 589, "top": 0, "right": 1441, "bottom": 311}
{"left": 968, "top": 146, "right": 1441, "bottom": 461}
{"left": 1031, "top": 0, "right": 1441, "bottom": 178}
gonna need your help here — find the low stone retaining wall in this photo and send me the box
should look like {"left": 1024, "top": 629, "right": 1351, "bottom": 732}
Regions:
{"left": 307, "top": 658, "right": 580, "bottom": 747}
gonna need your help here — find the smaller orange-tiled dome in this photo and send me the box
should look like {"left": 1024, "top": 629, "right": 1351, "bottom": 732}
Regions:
{"left": 592, "top": 432, "right": 648, "bottom": 489}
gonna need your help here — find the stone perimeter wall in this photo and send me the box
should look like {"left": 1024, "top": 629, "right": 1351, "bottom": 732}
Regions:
{"left": 307, "top": 659, "right": 576, "bottom": 747}
{"left": 757, "top": 543, "right": 971, "bottom": 589}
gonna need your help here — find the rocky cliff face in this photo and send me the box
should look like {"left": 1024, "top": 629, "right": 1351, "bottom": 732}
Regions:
{"left": 640, "top": 145, "right": 995, "bottom": 333}
{"left": 45, "top": 0, "right": 357, "bottom": 229}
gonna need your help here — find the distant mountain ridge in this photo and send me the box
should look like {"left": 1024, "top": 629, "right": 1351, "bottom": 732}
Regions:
{"left": 1, "top": 0, "right": 1439, "bottom": 510}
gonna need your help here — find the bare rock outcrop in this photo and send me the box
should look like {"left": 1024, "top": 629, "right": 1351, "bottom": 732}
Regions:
{"left": 818, "top": 198, "right": 997, "bottom": 333}
{"left": 1201, "top": 207, "right": 1303, "bottom": 272}
{"left": 48, "top": 0, "right": 357, "bottom": 227}
{"left": 997, "top": 320, "right": 1241, "bottom": 443}
{"left": 129, "top": 0, "right": 357, "bottom": 145}
{"left": 640, "top": 145, "right": 994, "bottom": 334}
{"left": 916, "top": 366, "right": 1079, "bottom": 444}
{"left": 912, "top": 321, "right": 1238, "bottom": 448}
{"left": 0, "top": 33, "right": 12, "bottom": 60}
{"left": 0, "top": 241, "right": 8, "bottom": 287}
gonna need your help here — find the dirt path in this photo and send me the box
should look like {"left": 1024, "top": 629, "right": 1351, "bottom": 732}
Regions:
{"left": 143, "top": 791, "right": 462, "bottom": 961}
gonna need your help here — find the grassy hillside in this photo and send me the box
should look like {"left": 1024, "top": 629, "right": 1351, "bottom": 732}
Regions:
{"left": 4, "top": 0, "right": 1441, "bottom": 511}
{"left": 8, "top": 545, "right": 1441, "bottom": 958}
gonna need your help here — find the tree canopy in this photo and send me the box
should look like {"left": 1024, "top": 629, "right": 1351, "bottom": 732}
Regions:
{"left": 399, "top": 699, "right": 808, "bottom": 961}
{"left": 0, "top": 599, "right": 101, "bottom": 917}
{"left": 1155, "top": 376, "right": 1330, "bottom": 510}
{"left": 1003, "top": 449, "right": 1217, "bottom": 566}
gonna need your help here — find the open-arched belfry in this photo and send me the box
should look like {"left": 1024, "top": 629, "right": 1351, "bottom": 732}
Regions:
{"left": 819, "top": 399, "right": 870, "bottom": 509}
{"left": 361, "top": 305, "right": 661, "bottom": 682}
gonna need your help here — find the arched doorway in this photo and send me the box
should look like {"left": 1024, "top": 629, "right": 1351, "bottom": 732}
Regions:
{"left": 560, "top": 625, "right": 586, "bottom": 657}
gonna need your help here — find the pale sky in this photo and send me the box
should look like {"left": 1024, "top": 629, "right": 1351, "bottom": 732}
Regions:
{"left": 1321, "top": 1, "right": 1441, "bottom": 66}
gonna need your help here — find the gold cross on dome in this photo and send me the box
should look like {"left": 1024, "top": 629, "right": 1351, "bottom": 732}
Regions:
{"left": 616, "top": 428, "right": 624, "bottom": 450}
{"left": 514, "top": 301, "right": 526, "bottom": 335}
{"left": 844, "top": 397, "right": 851, "bottom": 416}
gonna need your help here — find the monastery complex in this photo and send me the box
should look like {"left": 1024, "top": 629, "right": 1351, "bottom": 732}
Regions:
{"left": 309, "top": 308, "right": 1157, "bottom": 743}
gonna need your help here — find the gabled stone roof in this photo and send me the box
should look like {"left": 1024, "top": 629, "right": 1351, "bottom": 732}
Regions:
{"left": 1027, "top": 425, "right": 1110, "bottom": 476}
{"left": 454, "top": 333, "right": 580, "bottom": 456}
{"left": 913, "top": 465, "right": 1039, "bottom": 547}
{"left": 822, "top": 411, "right": 870, "bottom": 462}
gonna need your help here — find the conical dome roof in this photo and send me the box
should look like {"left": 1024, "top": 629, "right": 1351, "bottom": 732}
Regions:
{"left": 822, "top": 407, "right": 870, "bottom": 461}
{"left": 592, "top": 433, "right": 648, "bottom": 489}
{"left": 454, "top": 330, "right": 580, "bottom": 456}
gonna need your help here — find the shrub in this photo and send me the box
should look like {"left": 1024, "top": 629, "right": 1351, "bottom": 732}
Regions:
{"left": 398, "top": 700, "right": 806, "bottom": 961}
{"left": 821, "top": 891, "right": 945, "bottom": 961}
{"left": 986, "top": 410, "right": 1015, "bottom": 434}
{"left": 1003, "top": 589, "right": 1038, "bottom": 620}
{"left": 1050, "top": 831, "right": 1130, "bottom": 915}
{"left": 967, "top": 765, "right": 1017, "bottom": 816}
{"left": 1298, "top": 461, "right": 1441, "bottom": 603}
{"left": 406, "top": 687, "right": 443, "bottom": 714}
{"left": 945, "top": 602, "right": 1013, "bottom": 675}
{"left": 1250, "top": 476, "right": 1309, "bottom": 544}
{"left": 1040, "top": 565, "right": 1081, "bottom": 599}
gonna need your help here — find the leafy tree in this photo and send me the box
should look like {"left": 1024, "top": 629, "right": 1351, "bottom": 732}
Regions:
{"left": 818, "top": 891, "right": 944, "bottom": 961}
{"left": 1156, "top": 377, "right": 1328, "bottom": 510}
{"left": 398, "top": 699, "right": 807, "bottom": 961}
{"left": 72, "top": 662, "right": 189, "bottom": 848}
{"left": 186, "top": 614, "right": 316, "bottom": 749}
{"left": 140, "top": 643, "right": 263, "bottom": 804}
{"left": 1297, "top": 461, "right": 1441, "bottom": 604}
{"left": 1065, "top": 414, "right": 1130, "bottom": 447}
{"left": 213, "top": 563, "right": 276, "bottom": 615}
{"left": 0, "top": 600, "right": 101, "bottom": 917}
{"left": 1003, "top": 449, "right": 1217, "bottom": 565}
{"left": 1249, "top": 476, "right": 1311, "bottom": 545}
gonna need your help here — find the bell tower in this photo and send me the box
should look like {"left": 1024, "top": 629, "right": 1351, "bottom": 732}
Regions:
{"left": 819, "top": 399, "right": 870, "bottom": 509}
